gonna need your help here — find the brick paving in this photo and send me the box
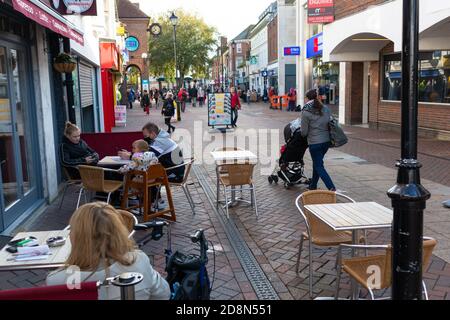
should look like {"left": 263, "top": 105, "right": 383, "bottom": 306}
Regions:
{"left": 1, "top": 100, "right": 449, "bottom": 300}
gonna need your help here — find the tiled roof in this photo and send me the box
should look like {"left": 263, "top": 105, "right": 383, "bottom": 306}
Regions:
{"left": 117, "top": 0, "right": 149, "bottom": 19}
{"left": 232, "top": 25, "right": 255, "bottom": 41}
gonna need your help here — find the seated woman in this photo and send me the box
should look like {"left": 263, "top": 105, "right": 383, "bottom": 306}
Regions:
{"left": 46, "top": 202, "right": 171, "bottom": 300}
{"left": 60, "top": 122, "right": 99, "bottom": 179}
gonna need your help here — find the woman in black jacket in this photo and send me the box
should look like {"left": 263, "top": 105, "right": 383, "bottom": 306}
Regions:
{"left": 60, "top": 122, "right": 99, "bottom": 179}
{"left": 162, "top": 92, "right": 176, "bottom": 133}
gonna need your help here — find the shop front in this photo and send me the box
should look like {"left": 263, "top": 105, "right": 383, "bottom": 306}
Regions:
{"left": 0, "top": 0, "right": 84, "bottom": 233}
{"left": 307, "top": 32, "right": 339, "bottom": 106}
{"left": 100, "top": 41, "right": 122, "bottom": 133}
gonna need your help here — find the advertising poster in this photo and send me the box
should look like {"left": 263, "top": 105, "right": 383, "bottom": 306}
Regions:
{"left": 208, "top": 93, "right": 232, "bottom": 127}
{"left": 115, "top": 105, "right": 127, "bottom": 127}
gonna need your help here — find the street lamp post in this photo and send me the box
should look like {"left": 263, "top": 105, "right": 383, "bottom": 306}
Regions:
{"left": 170, "top": 12, "right": 181, "bottom": 121}
{"left": 387, "top": 0, "right": 430, "bottom": 300}
{"left": 231, "top": 41, "right": 236, "bottom": 88}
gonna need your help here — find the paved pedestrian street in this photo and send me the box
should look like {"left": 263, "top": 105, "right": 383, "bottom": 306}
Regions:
{"left": 2, "top": 102, "right": 449, "bottom": 300}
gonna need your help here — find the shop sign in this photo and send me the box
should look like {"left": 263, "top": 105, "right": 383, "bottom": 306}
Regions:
{"left": 307, "top": 0, "right": 334, "bottom": 24}
{"left": 13, "top": 0, "right": 84, "bottom": 45}
{"left": 261, "top": 70, "right": 268, "bottom": 78}
{"left": 142, "top": 80, "right": 149, "bottom": 92}
{"left": 250, "top": 56, "right": 258, "bottom": 65}
{"left": 38, "top": 0, "right": 98, "bottom": 15}
{"left": 284, "top": 46, "right": 301, "bottom": 56}
{"left": 125, "top": 36, "right": 140, "bottom": 52}
{"left": 306, "top": 33, "right": 323, "bottom": 59}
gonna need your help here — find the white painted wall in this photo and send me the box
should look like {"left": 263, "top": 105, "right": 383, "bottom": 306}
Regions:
{"left": 250, "top": 24, "right": 269, "bottom": 93}
{"left": 323, "top": 0, "right": 450, "bottom": 62}
{"left": 362, "top": 62, "right": 370, "bottom": 125}
{"left": 277, "top": 0, "right": 297, "bottom": 95}
{"left": 338, "top": 62, "right": 346, "bottom": 125}
{"left": 33, "top": 26, "right": 59, "bottom": 202}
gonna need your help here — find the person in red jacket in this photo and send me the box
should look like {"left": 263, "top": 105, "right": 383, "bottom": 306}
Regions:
{"left": 230, "top": 87, "right": 241, "bottom": 128}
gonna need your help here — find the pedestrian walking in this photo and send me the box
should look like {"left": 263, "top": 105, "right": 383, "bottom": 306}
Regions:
{"left": 141, "top": 90, "right": 151, "bottom": 115}
{"left": 301, "top": 89, "right": 336, "bottom": 191}
{"left": 162, "top": 92, "right": 176, "bottom": 133}
{"left": 177, "top": 86, "right": 188, "bottom": 112}
{"left": 230, "top": 87, "right": 241, "bottom": 128}
{"left": 154, "top": 89, "right": 160, "bottom": 109}
{"left": 287, "top": 88, "right": 297, "bottom": 112}
{"left": 198, "top": 86, "right": 205, "bottom": 107}
{"left": 246, "top": 89, "right": 251, "bottom": 105}
{"left": 189, "top": 85, "right": 198, "bottom": 107}
{"left": 127, "top": 89, "right": 135, "bottom": 109}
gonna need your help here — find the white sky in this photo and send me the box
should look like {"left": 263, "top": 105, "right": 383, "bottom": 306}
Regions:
{"left": 136, "top": 0, "right": 274, "bottom": 40}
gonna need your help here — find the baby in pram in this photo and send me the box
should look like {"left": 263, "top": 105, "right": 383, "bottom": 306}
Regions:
{"left": 268, "top": 118, "right": 310, "bottom": 188}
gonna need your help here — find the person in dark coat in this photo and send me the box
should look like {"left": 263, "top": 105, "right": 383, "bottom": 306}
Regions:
{"left": 60, "top": 122, "right": 99, "bottom": 179}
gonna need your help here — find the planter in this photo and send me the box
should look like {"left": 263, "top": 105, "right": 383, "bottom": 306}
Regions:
{"left": 54, "top": 62, "right": 76, "bottom": 73}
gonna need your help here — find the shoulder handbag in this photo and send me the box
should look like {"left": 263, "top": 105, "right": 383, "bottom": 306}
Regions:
{"left": 328, "top": 115, "right": 348, "bottom": 148}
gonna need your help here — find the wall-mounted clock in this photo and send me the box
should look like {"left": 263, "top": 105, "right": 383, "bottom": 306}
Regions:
{"left": 149, "top": 23, "right": 162, "bottom": 37}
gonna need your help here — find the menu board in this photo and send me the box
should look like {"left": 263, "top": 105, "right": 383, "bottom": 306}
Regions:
{"left": 114, "top": 105, "right": 126, "bottom": 127}
{"left": 208, "top": 93, "right": 232, "bottom": 127}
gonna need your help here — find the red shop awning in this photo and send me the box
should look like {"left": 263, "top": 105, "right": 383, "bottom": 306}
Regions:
{"left": 12, "top": 0, "right": 84, "bottom": 45}
{"left": 100, "top": 42, "right": 120, "bottom": 71}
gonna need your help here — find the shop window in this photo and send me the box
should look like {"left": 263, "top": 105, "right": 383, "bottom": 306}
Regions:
{"left": 383, "top": 51, "right": 450, "bottom": 103}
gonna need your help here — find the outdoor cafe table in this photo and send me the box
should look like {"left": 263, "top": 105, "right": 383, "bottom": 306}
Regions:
{"left": 0, "top": 230, "right": 71, "bottom": 272}
{"left": 210, "top": 150, "right": 258, "bottom": 163}
{"left": 304, "top": 202, "right": 393, "bottom": 299}
{"left": 98, "top": 156, "right": 131, "bottom": 169}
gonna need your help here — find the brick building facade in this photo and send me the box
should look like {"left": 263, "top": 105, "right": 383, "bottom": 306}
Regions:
{"left": 118, "top": 0, "right": 150, "bottom": 88}
{"left": 323, "top": 0, "right": 450, "bottom": 139}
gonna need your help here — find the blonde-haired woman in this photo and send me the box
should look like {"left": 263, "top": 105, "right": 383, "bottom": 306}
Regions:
{"left": 60, "top": 121, "right": 99, "bottom": 179}
{"left": 46, "top": 203, "right": 171, "bottom": 300}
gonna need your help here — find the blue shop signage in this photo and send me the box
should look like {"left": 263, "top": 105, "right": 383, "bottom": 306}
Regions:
{"left": 125, "top": 36, "right": 140, "bottom": 52}
{"left": 306, "top": 33, "right": 323, "bottom": 59}
{"left": 284, "top": 46, "right": 301, "bottom": 56}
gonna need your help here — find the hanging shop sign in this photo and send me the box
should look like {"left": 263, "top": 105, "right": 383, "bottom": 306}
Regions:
{"left": 45, "top": 0, "right": 97, "bottom": 15}
{"left": 208, "top": 93, "right": 232, "bottom": 127}
{"left": 306, "top": 33, "right": 323, "bottom": 59}
{"left": 125, "top": 36, "right": 140, "bottom": 52}
{"left": 284, "top": 46, "right": 301, "bottom": 56}
{"left": 250, "top": 56, "right": 258, "bottom": 65}
{"left": 307, "top": 0, "right": 334, "bottom": 24}
{"left": 12, "top": 0, "right": 84, "bottom": 45}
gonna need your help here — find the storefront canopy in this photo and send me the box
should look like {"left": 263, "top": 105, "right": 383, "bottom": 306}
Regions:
{"left": 12, "top": 0, "right": 84, "bottom": 45}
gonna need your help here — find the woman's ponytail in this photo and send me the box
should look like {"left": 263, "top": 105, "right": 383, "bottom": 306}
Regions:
{"left": 306, "top": 89, "right": 324, "bottom": 116}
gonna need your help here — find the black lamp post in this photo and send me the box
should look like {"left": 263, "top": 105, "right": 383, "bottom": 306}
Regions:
{"left": 169, "top": 11, "right": 181, "bottom": 121}
{"left": 387, "top": 0, "right": 430, "bottom": 300}
{"left": 231, "top": 41, "right": 236, "bottom": 88}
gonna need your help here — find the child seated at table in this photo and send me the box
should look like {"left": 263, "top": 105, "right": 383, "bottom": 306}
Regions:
{"left": 119, "top": 140, "right": 159, "bottom": 180}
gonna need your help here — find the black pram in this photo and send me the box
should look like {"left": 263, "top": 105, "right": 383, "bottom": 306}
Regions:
{"left": 268, "top": 119, "right": 310, "bottom": 188}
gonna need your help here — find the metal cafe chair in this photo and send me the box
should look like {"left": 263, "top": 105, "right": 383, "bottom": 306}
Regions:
{"left": 165, "top": 158, "right": 196, "bottom": 215}
{"left": 216, "top": 162, "right": 258, "bottom": 219}
{"left": 295, "top": 190, "right": 364, "bottom": 299}
{"left": 59, "top": 166, "right": 82, "bottom": 209}
{"left": 335, "top": 237, "right": 437, "bottom": 300}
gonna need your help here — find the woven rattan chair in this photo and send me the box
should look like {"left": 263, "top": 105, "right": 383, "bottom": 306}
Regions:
{"left": 59, "top": 166, "right": 82, "bottom": 209}
{"left": 77, "top": 166, "right": 123, "bottom": 209}
{"left": 216, "top": 162, "right": 258, "bottom": 219}
{"left": 295, "top": 190, "right": 361, "bottom": 298}
{"left": 335, "top": 237, "right": 437, "bottom": 300}
{"left": 165, "top": 158, "right": 196, "bottom": 215}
